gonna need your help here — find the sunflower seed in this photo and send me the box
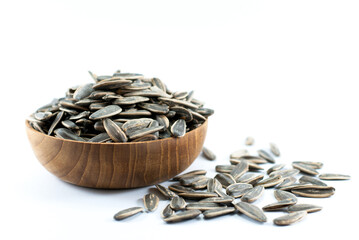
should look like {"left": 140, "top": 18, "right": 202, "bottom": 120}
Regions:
{"left": 168, "top": 184, "right": 195, "bottom": 193}
{"left": 257, "top": 149, "right": 275, "bottom": 163}
{"left": 139, "top": 103, "right": 169, "bottom": 114}
{"left": 171, "top": 119, "right": 186, "bottom": 137}
{"left": 121, "top": 118, "right": 153, "bottom": 135}
{"left": 279, "top": 183, "right": 313, "bottom": 191}
{"left": 299, "top": 176, "right": 327, "bottom": 186}
{"left": 48, "top": 111, "right": 64, "bottom": 135}
{"left": 112, "top": 96, "right": 150, "bottom": 105}
{"left": 292, "top": 162, "right": 319, "bottom": 176}
{"left": 241, "top": 186, "right": 264, "bottom": 203}
{"left": 256, "top": 175, "right": 283, "bottom": 188}
{"left": 319, "top": 173, "right": 351, "bottom": 180}
{"left": 69, "top": 111, "right": 90, "bottom": 120}
{"left": 186, "top": 202, "right": 224, "bottom": 211}
{"left": 170, "top": 196, "right": 187, "bottom": 210}
{"left": 163, "top": 209, "right": 201, "bottom": 223}
{"left": 287, "top": 204, "right": 322, "bottom": 213}
{"left": 103, "top": 118, "right": 128, "bottom": 142}
{"left": 89, "top": 105, "right": 122, "bottom": 120}
{"left": 158, "top": 97, "right": 199, "bottom": 109}
{"left": 202, "top": 147, "right": 216, "bottom": 160}
{"left": 195, "top": 107, "right": 214, "bottom": 116}
{"left": 233, "top": 202, "right": 267, "bottom": 222}
{"left": 143, "top": 193, "right": 159, "bottom": 212}
{"left": 178, "top": 192, "right": 218, "bottom": 200}
{"left": 199, "top": 196, "right": 234, "bottom": 204}
{"left": 156, "top": 115, "right": 169, "bottom": 130}
{"left": 273, "top": 211, "right": 307, "bottom": 226}
{"left": 230, "top": 160, "right": 249, "bottom": 181}
{"left": 128, "top": 125, "right": 164, "bottom": 140}
{"left": 172, "top": 170, "right": 207, "bottom": 181}
{"left": 161, "top": 204, "right": 174, "bottom": 218}
{"left": 155, "top": 184, "right": 177, "bottom": 199}
{"left": 226, "top": 183, "right": 253, "bottom": 198}
{"left": 54, "top": 128, "right": 84, "bottom": 141}
{"left": 203, "top": 207, "right": 236, "bottom": 219}
{"left": 180, "top": 175, "right": 207, "bottom": 186}
{"left": 270, "top": 169, "right": 300, "bottom": 178}
{"left": 237, "top": 174, "right": 264, "bottom": 185}
{"left": 215, "top": 165, "right": 235, "bottom": 173}
{"left": 262, "top": 199, "right": 297, "bottom": 211}
{"left": 274, "top": 190, "right": 298, "bottom": 202}
{"left": 61, "top": 120, "right": 80, "bottom": 130}
{"left": 118, "top": 109, "right": 152, "bottom": 117}
{"left": 276, "top": 176, "right": 297, "bottom": 188}
{"left": 207, "top": 178, "right": 222, "bottom": 192}
{"left": 73, "top": 83, "right": 94, "bottom": 100}
{"left": 34, "top": 111, "right": 54, "bottom": 121}
{"left": 192, "top": 177, "right": 210, "bottom": 190}
{"left": 88, "top": 132, "right": 111, "bottom": 143}
{"left": 269, "top": 143, "right": 280, "bottom": 157}
{"left": 230, "top": 149, "right": 249, "bottom": 159}
{"left": 291, "top": 186, "right": 335, "bottom": 198}
{"left": 215, "top": 173, "right": 236, "bottom": 188}
{"left": 245, "top": 137, "right": 254, "bottom": 146}
{"left": 292, "top": 161, "right": 323, "bottom": 169}
{"left": 267, "top": 164, "right": 285, "bottom": 175}
{"left": 151, "top": 78, "right": 166, "bottom": 92}
{"left": 93, "top": 79, "right": 132, "bottom": 90}
{"left": 230, "top": 157, "right": 268, "bottom": 165}
{"left": 248, "top": 162, "right": 264, "bottom": 171}
{"left": 113, "top": 207, "right": 144, "bottom": 221}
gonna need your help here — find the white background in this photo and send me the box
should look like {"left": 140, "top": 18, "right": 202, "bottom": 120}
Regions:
{"left": 0, "top": 0, "right": 358, "bottom": 239}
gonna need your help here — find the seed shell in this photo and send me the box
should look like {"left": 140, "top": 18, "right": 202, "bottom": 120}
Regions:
{"left": 89, "top": 105, "right": 122, "bottom": 120}
{"left": 245, "top": 137, "right": 254, "bottom": 146}
{"left": 114, "top": 207, "right": 144, "bottom": 221}
{"left": 170, "top": 196, "right": 187, "bottom": 210}
{"left": 202, "top": 147, "right": 216, "bottom": 160}
{"left": 257, "top": 149, "right": 275, "bottom": 163}
{"left": 171, "top": 119, "right": 186, "bottom": 137}
{"left": 178, "top": 192, "right": 218, "bottom": 200}
{"left": 203, "top": 207, "right": 236, "bottom": 219}
{"left": 267, "top": 164, "right": 285, "bottom": 175}
{"left": 155, "top": 184, "right": 177, "bottom": 199}
{"left": 186, "top": 202, "right": 224, "bottom": 211}
{"left": 233, "top": 202, "right": 267, "bottom": 222}
{"left": 269, "top": 143, "right": 280, "bottom": 157}
{"left": 143, "top": 193, "right": 159, "bottom": 212}
{"left": 287, "top": 204, "right": 322, "bottom": 213}
{"left": 292, "top": 162, "right": 319, "bottom": 176}
{"left": 103, "top": 118, "right": 128, "bottom": 142}
{"left": 299, "top": 176, "right": 327, "bottom": 186}
{"left": 161, "top": 204, "right": 174, "bottom": 218}
{"left": 262, "top": 199, "right": 297, "bottom": 211}
{"left": 273, "top": 211, "right": 307, "bottom": 226}
{"left": 215, "top": 173, "right": 236, "bottom": 188}
{"left": 163, "top": 209, "right": 201, "bottom": 223}
{"left": 274, "top": 190, "right": 298, "bottom": 202}
{"left": 230, "top": 160, "right": 249, "bottom": 181}
{"left": 291, "top": 186, "right": 335, "bottom": 198}
{"left": 241, "top": 186, "right": 264, "bottom": 203}
{"left": 319, "top": 173, "right": 351, "bottom": 180}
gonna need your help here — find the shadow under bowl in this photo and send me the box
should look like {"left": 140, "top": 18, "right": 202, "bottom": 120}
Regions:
{"left": 25, "top": 120, "right": 208, "bottom": 189}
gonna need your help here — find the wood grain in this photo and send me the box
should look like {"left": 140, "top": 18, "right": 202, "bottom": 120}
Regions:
{"left": 25, "top": 120, "right": 208, "bottom": 189}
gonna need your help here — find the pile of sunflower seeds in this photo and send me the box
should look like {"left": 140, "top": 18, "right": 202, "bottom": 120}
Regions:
{"left": 27, "top": 70, "right": 214, "bottom": 142}
{"left": 114, "top": 137, "right": 350, "bottom": 226}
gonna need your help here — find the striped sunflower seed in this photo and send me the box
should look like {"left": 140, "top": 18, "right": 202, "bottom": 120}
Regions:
{"left": 180, "top": 175, "right": 207, "bottom": 186}
{"left": 291, "top": 186, "right": 335, "bottom": 198}
{"left": 237, "top": 174, "right": 264, "bottom": 185}
{"left": 276, "top": 177, "right": 297, "bottom": 189}
{"left": 241, "top": 186, "right": 264, "bottom": 203}
{"left": 172, "top": 170, "right": 207, "bottom": 181}
{"left": 299, "top": 176, "right": 327, "bottom": 186}
{"left": 287, "top": 204, "right": 322, "bottom": 213}
{"left": 163, "top": 209, "right": 201, "bottom": 223}
{"left": 199, "top": 196, "right": 234, "bottom": 204}
{"left": 103, "top": 118, "right": 128, "bottom": 142}
{"left": 171, "top": 119, "right": 186, "bottom": 137}
{"left": 233, "top": 202, "right": 267, "bottom": 222}
{"left": 191, "top": 177, "right": 210, "bottom": 190}
{"left": 230, "top": 160, "right": 249, "bottom": 181}
{"left": 143, "top": 193, "right": 159, "bottom": 212}
{"left": 161, "top": 204, "right": 174, "bottom": 218}
{"left": 168, "top": 184, "right": 195, "bottom": 193}
{"left": 54, "top": 128, "right": 84, "bottom": 141}
{"left": 319, "top": 173, "right": 351, "bottom": 180}
{"left": 273, "top": 211, "right": 307, "bottom": 226}
{"left": 226, "top": 183, "right": 253, "bottom": 198}
{"left": 269, "top": 143, "right": 280, "bottom": 157}
{"left": 186, "top": 202, "right": 225, "bottom": 211}
{"left": 262, "top": 199, "right": 297, "bottom": 211}
{"left": 215, "top": 165, "right": 235, "bottom": 173}
{"left": 178, "top": 192, "right": 218, "bottom": 200}
{"left": 155, "top": 184, "right": 177, "bottom": 199}
{"left": 269, "top": 169, "right": 300, "bottom": 179}
{"left": 292, "top": 162, "right": 319, "bottom": 176}
{"left": 207, "top": 178, "right": 222, "bottom": 192}
{"left": 114, "top": 207, "right": 144, "bottom": 221}
{"left": 170, "top": 196, "right": 187, "bottom": 210}
{"left": 203, "top": 207, "right": 236, "bottom": 219}
{"left": 256, "top": 175, "right": 283, "bottom": 188}
{"left": 274, "top": 190, "right": 298, "bottom": 202}
{"left": 292, "top": 161, "right": 323, "bottom": 169}
{"left": 230, "top": 149, "right": 249, "bottom": 159}
{"left": 202, "top": 147, "right": 216, "bottom": 160}
{"left": 215, "top": 173, "right": 236, "bottom": 188}
{"left": 89, "top": 105, "right": 122, "bottom": 120}
{"left": 267, "top": 164, "right": 285, "bottom": 175}
{"left": 128, "top": 125, "right": 164, "bottom": 140}
{"left": 257, "top": 149, "right": 275, "bottom": 163}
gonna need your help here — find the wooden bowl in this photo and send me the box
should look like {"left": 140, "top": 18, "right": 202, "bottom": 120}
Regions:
{"left": 25, "top": 120, "right": 208, "bottom": 189}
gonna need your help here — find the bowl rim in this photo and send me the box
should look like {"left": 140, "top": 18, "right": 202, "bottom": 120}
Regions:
{"left": 25, "top": 119, "right": 208, "bottom": 145}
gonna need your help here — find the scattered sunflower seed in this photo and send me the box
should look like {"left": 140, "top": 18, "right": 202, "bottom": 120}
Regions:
{"left": 170, "top": 196, "right": 187, "bottom": 210}
{"left": 287, "top": 204, "right": 322, "bottom": 213}
{"left": 319, "top": 173, "right": 351, "bottom": 180}
{"left": 114, "top": 207, "right": 144, "bottom": 221}
{"left": 257, "top": 149, "right": 275, "bottom": 163}
{"left": 143, "top": 193, "right": 159, "bottom": 212}
{"left": 273, "top": 211, "right": 307, "bottom": 226}
{"left": 161, "top": 204, "right": 174, "bottom": 218}
{"left": 269, "top": 143, "right": 280, "bottom": 157}
{"left": 203, "top": 207, "right": 236, "bottom": 219}
{"left": 202, "top": 147, "right": 216, "bottom": 161}
{"left": 163, "top": 209, "right": 201, "bottom": 223}
{"left": 233, "top": 202, "right": 267, "bottom": 222}
{"left": 241, "top": 186, "right": 265, "bottom": 203}
{"left": 245, "top": 137, "right": 254, "bottom": 146}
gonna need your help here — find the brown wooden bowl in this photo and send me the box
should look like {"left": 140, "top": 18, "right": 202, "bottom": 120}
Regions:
{"left": 25, "top": 120, "right": 208, "bottom": 189}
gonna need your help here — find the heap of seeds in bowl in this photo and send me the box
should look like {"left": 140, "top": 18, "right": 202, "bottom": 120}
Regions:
{"left": 27, "top": 70, "right": 214, "bottom": 142}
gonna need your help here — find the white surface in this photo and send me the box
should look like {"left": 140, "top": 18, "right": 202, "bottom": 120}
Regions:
{"left": 0, "top": 0, "right": 358, "bottom": 239}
